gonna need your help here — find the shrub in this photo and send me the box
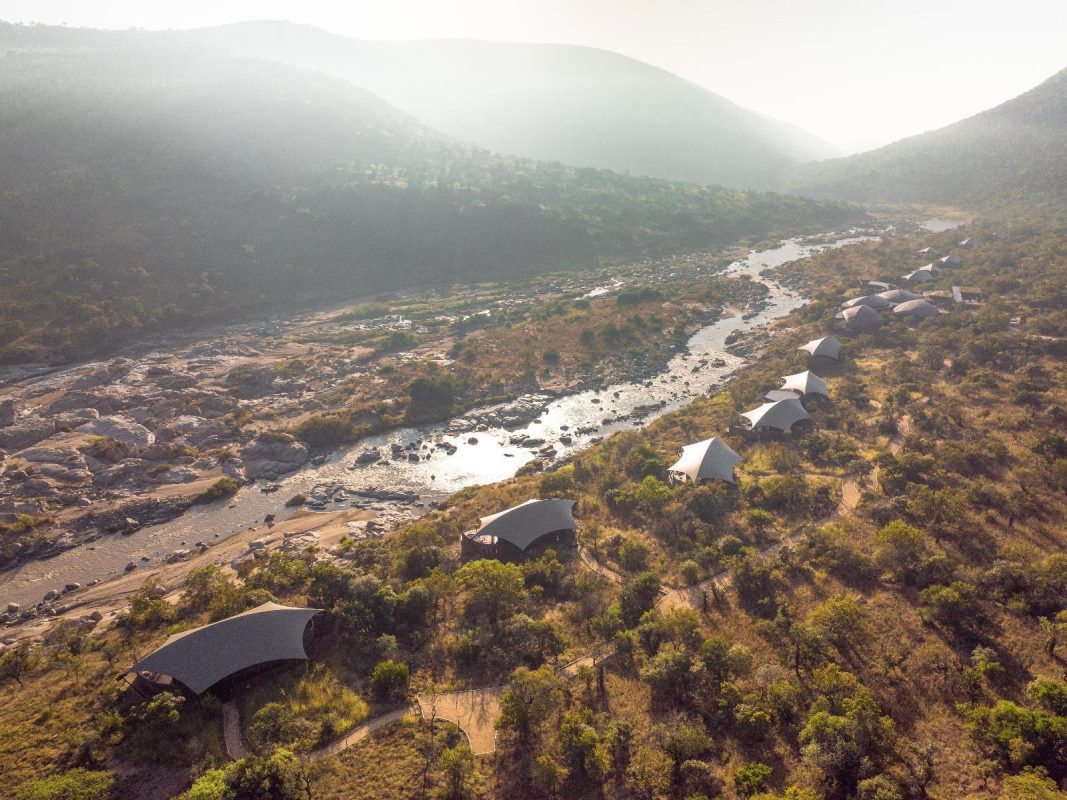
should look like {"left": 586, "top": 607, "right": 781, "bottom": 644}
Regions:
{"left": 15, "top": 769, "right": 114, "bottom": 800}
{"left": 369, "top": 659, "right": 411, "bottom": 703}
{"left": 293, "top": 415, "right": 356, "bottom": 447}
{"left": 406, "top": 376, "right": 459, "bottom": 422}
{"left": 194, "top": 477, "right": 241, "bottom": 504}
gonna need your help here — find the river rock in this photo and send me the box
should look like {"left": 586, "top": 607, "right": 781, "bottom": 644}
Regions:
{"left": 225, "top": 364, "right": 280, "bottom": 398}
{"left": 76, "top": 416, "right": 154, "bottom": 447}
{"left": 0, "top": 399, "right": 15, "bottom": 427}
{"left": 239, "top": 434, "right": 308, "bottom": 480}
{"left": 35, "top": 464, "right": 92, "bottom": 484}
{"left": 47, "top": 390, "right": 119, "bottom": 415}
{"left": 52, "top": 408, "right": 101, "bottom": 432}
{"left": 355, "top": 447, "right": 381, "bottom": 465}
{"left": 72, "top": 362, "right": 129, "bottom": 389}
{"left": 6, "top": 602, "right": 19, "bottom": 614}
{"left": 0, "top": 419, "right": 57, "bottom": 450}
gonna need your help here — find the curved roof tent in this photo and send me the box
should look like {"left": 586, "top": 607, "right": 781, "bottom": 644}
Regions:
{"left": 668, "top": 436, "right": 742, "bottom": 484}
{"left": 893, "top": 298, "right": 941, "bottom": 319}
{"left": 875, "top": 288, "right": 920, "bottom": 305}
{"left": 780, "top": 370, "right": 830, "bottom": 398}
{"left": 903, "top": 269, "right": 936, "bottom": 284}
{"left": 131, "top": 602, "right": 321, "bottom": 695}
{"left": 940, "top": 254, "right": 962, "bottom": 266}
{"left": 841, "top": 294, "right": 892, "bottom": 311}
{"left": 797, "top": 336, "right": 840, "bottom": 360}
{"left": 740, "top": 398, "right": 811, "bottom": 432}
{"left": 836, "top": 304, "right": 883, "bottom": 332}
{"left": 475, "top": 498, "right": 576, "bottom": 552}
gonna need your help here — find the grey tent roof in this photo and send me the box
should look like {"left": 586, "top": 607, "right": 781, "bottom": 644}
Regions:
{"left": 874, "top": 288, "right": 920, "bottom": 305}
{"left": 132, "top": 602, "right": 321, "bottom": 695}
{"left": 476, "top": 498, "right": 576, "bottom": 551}
{"left": 780, "top": 370, "right": 830, "bottom": 398}
{"left": 893, "top": 298, "right": 941, "bottom": 318}
{"left": 668, "top": 436, "right": 742, "bottom": 483}
{"left": 903, "top": 269, "right": 936, "bottom": 284}
{"left": 740, "top": 398, "right": 811, "bottom": 431}
{"left": 836, "top": 304, "right": 883, "bottom": 332}
{"left": 939, "top": 254, "right": 962, "bottom": 265}
{"left": 918, "top": 247, "right": 939, "bottom": 255}
{"left": 841, "top": 294, "right": 892, "bottom": 310}
{"left": 798, "top": 336, "right": 841, "bottom": 359}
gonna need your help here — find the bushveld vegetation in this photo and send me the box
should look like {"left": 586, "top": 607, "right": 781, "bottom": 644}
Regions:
{"left": 2, "top": 212, "right": 1065, "bottom": 800}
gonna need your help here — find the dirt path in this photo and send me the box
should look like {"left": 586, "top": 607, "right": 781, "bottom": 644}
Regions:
{"left": 222, "top": 702, "right": 249, "bottom": 761}
{"left": 577, "top": 545, "right": 623, "bottom": 584}
{"left": 417, "top": 687, "right": 503, "bottom": 755}
{"left": 307, "top": 707, "right": 413, "bottom": 762}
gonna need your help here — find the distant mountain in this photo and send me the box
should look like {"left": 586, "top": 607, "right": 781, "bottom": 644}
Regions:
{"left": 175, "top": 21, "right": 838, "bottom": 189}
{"left": 786, "top": 67, "right": 1067, "bottom": 208}
{"left": 0, "top": 23, "right": 859, "bottom": 363}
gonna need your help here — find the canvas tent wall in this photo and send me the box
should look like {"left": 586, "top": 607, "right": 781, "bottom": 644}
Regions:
{"left": 740, "top": 398, "right": 811, "bottom": 432}
{"left": 841, "top": 295, "right": 892, "bottom": 311}
{"left": 668, "top": 436, "right": 742, "bottom": 484}
{"left": 798, "top": 336, "right": 841, "bottom": 360}
{"left": 836, "top": 304, "right": 882, "bottom": 333}
{"left": 875, "top": 289, "right": 920, "bottom": 305}
{"left": 780, "top": 370, "right": 830, "bottom": 398}
{"left": 129, "top": 602, "right": 321, "bottom": 696}
{"left": 893, "top": 298, "right": 941, "bottom": 319}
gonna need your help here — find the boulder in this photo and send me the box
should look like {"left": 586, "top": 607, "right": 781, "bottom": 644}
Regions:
{"left": 76, "top": 416, "right": 154, "bottom": 448}
{"left": 239, "top": 434, "right": 308, "bottom": 480}
{"left": 52, "top": 408, "right": 101, "bottom": 431}
{"left": 47, "top": 390, "right": 119, "bottom": 415}
{"left": 0, "top": 399, "right": 15, "bottom": 427}
{"left": 0, "top": 419, "right": 56, "bottom": 450}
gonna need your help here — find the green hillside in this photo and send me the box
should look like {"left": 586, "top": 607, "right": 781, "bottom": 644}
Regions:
{"left": 786, "top": 67, "right": 1067, "bottom": 209}
{"left": 0, "top": 24, "right": 861, "bottom": 364}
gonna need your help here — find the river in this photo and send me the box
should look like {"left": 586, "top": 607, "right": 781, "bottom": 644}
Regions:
{"left": 1, "top": 231, "right": 881, "bottom": 609}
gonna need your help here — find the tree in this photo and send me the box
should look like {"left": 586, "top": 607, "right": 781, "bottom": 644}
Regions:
{"left": 455, "top": 560, "right": 528, "bottom": 623}
{"left": 920, "top": 581, "right": 986, "bottom": 635}
{"left": 876, "top": 520, "right": 928, "bottom": 584}
{"left": 997, "top": 769, "right": 1067, "bottom": 800}
{"left": 0, "top": 641, "right": 41, "bottom": 687}
{"left": 656, "top": 715, "right": 711, "bottom": 782}
{"left": 223, "top": 749, "right": 305, "bottom": 800}
{"left": 441, "top": 745, "right": 475, "bottom": 799}
{"left": 496, "top": 665, "right": 562, "bottom": 744}
{"left": 557, "top": 710, "right": 610, "bottom": 782}
{"left": 640, "top": 645, "right": 697, "bottom": 706}
{"left": 15, "top": 769, "right": 114, "bottom": 800}
{"left": 621, "top": 571, "right": 662, "bottom": 627}
{"left": 370, "top": 659, "right": 411, "bottom": 703}
{"left": 734, "top": 761, "right": 772, "bottom": 798}
{"left": 808, "top": 595, "right": 869, "bottom": 654}
{"left": 627, "top": 746, "right": 673, "bottom": 800}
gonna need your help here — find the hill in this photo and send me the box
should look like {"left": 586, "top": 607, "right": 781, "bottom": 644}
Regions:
{"left": 786, "top": 66, "right": 1067, "bottom": 208}
{"left": 177, "top": 21, "right": 839, "bottom": 189}
{"left": 0, "top": 24, "right": 861, "bottom": 365}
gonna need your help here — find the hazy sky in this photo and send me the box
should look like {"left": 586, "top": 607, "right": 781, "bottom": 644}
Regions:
{"left": 5, "top": 0, "right": 1066, "bottom": 153}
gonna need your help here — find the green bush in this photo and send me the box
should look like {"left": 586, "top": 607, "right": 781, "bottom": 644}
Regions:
{"left": 15, "top": 769, "right": 114, "bottom": 800}
{"left": 194, "top": 477, "right": 242, "bottom": 504}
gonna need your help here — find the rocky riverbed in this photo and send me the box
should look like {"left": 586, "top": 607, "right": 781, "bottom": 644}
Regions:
{"left": 0, "top": 229, "right": 883, "bottom": 620}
